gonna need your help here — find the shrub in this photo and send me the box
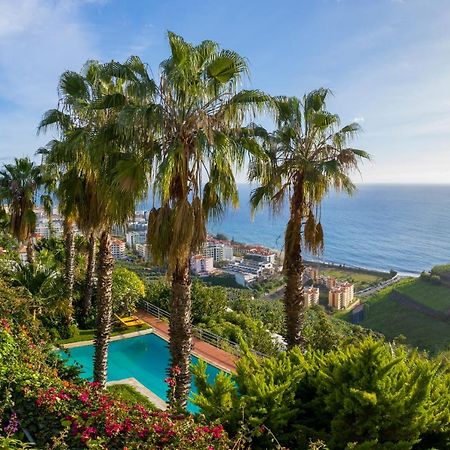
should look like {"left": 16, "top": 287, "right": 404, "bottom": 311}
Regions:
{"left": 0, "top": 322, "right": 231, "bottom": 449}
{"left": 193, "top": 337, "right": 450, "bottom": 449}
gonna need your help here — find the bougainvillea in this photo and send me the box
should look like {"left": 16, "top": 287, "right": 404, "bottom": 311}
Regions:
{"left": 0, "top": 320, "right": 231, "bottom": 449}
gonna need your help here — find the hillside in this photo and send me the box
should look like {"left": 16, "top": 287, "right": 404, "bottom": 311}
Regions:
{"left": 340, "top": 275, "right": 450, "bottom": 355}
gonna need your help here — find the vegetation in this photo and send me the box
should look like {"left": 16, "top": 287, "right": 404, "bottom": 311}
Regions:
{"left": 112, "top": 267, "right": 146, "bottom": 316}
{"left": 0, "top": 319, "right": 230, "bottom": 449}
{"left": 249, "top": 91, "right": 369, "bottom": 348}
{"left": 39, "top": 58, "right": 149, "bottom": 387}
{"left": 74, "top": 32, "right": 273, "bottom": 408}
{"left": 106, "top": 384, "right": 156, "bottom": 410}
{"left": 0, "top": 157, "right": 43, "bottom": 264}
{"left": 341, "top": 282, "right": 450, "bottom": 355}
{"left": 193, "top": 337, "right": 450, "bottom": 449}
{"left": 397, "top": 278, "right": 450, "bottom": 312}
{"left": 320, "top": 267, "right": 389, "bottom": 291}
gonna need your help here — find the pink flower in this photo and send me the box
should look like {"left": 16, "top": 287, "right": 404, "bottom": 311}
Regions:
{"left": 211, "top": 425, "right": 224, "bottom": 439}
{"left": 165, "top": 377, "right": 176, "bottom": 387}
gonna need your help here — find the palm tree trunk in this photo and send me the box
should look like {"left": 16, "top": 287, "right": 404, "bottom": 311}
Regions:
{"left": 83, "top": 232, "right": 96, "bottom": 318}
{"left": 283, "top": 177, "right": 305, "bottom": 349}
{"left": 169, "top": 259, "right": 193, "bottom": 410}
{"left": 26, "top": 238, "right": 34, "bottom": 264}
{"left": 63, "top": 217, "right": 75, "bottom": 303}
{"left": 93, "top": 230, "right": 114, "bottom": 387}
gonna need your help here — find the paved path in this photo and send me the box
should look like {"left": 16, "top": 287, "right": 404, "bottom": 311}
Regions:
{"left": 136, "top": 310, "right": 237, "bottom": 373}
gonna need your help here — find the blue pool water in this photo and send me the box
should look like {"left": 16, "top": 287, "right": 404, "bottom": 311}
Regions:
{"left": 60, "top": 333, "right": 222, "bottom": 412}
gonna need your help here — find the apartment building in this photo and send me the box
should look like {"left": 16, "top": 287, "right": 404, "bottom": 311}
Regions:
{"left": 110, "top": 238, "right": 126, "bottom": 259}
{"left": 190, "top": 255, "right": 214, "bottom": 275}
{"left": 304, "top": 286, "right": 320, "bottom": 307}
{"left": 328, "top": 282, "right": 355, "bottom": 309}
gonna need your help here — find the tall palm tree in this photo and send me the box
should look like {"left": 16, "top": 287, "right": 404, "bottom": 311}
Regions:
{"left": 99, "top": 33, "right": 270, "bottom": 408}
{"left": 250, "top": 90, "right": 370, "bottom": 348}
{"left": 37, "top": 145, "right": 78, "bottom": 306}
{"left": 0, "top": 158, "right": 42, "bottom": 264}
{"left": 40, "top": 61, "right": 149, "bottom": 387}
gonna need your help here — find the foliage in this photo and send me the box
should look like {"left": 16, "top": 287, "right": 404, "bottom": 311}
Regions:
{"left": 147, "top": 279, "right": 278, "bottom": 355}
{"left": 344, "top": 284, "right": 450, "bottom": 355}
{"left": 107, "top": 384, "right": 156, "bottom": 410}
{"left": 229, "top": 293, "right": 285, "bottom": 334}
{"left": 7, "top": 262, "right": 73, "bottom": 338}
{"left": 0, "top": 158, "right": 42, "bottom": 245}
{"left": 193, "top": 337, "right": 450, "bottom": 450}
{"left": 0, "top": 321, "right": 231, "bottom": 449}
{"left": 112, "top": 267, "right": 146, "bottom": 316}
{"left": 204, "top": 311, "right": 281, "bottom": 356}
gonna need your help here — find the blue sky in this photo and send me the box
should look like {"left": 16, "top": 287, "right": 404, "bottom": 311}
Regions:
{"left": 0, "top": 0, "right": 449, "bottom": 183}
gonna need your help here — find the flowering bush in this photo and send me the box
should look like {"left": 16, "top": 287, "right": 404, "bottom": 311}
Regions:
{"left": 0, "top": 320, "right": 231, "bottom": 449}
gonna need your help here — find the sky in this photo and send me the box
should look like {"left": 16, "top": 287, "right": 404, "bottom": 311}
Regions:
{"left": 0, "top": 0, "right": 449, "bottom": 184}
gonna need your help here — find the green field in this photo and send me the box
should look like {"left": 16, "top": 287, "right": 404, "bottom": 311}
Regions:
{"left": 396, "top": 279, "right": 450, "bottom": 312}
{"left": 340, "top": 283, "right": 450, "bottom": 355}
{"left": 321, "top": 268, "right": 388, "bottom": 291}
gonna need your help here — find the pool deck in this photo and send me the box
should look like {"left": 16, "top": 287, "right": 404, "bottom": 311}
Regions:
{"left": 62, "top": 328, "right": 154, "bottom": 349}
{"left": 136, "top": 310, "right": 237, "bottom": 373}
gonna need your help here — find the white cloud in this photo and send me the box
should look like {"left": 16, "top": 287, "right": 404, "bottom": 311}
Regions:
{"left": 0, "top": 0, "right": 98, "bottom": 159}
{"left": 353, "top": 117, "right": 365, "bottom": 123}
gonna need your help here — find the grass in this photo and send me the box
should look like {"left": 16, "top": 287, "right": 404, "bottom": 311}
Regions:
{"left": 107, "top": 384, "right": 156, "bottom": 410}
{"left": 339, "top": 283, "right": 450, "bottom": 355}
{"left": 321, "top": 268, "right": 388, "bottom": 291}
{"left": 57, "top": 323, "right": 151, "bottom": 345}
{"left": 395, "top": 279, "right": 450, "bottom": 312}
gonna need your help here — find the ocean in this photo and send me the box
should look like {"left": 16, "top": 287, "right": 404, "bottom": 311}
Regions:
{"left": 204, "top": 184, "right": 450, "bottom": 275}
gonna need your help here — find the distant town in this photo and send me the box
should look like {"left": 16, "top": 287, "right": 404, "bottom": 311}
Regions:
{"left": 28, "top": 206, "right": 358, "bottom": 311}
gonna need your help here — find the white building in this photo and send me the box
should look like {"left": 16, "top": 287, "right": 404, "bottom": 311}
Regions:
{"left": 190, "top": 255, "right": 214, "bottom": 275}
{"left": 203, "top": 242, "right": 233, "bottom": 262}
{"left": 135, "top": 243, "right": 149, "bottom": 260}
{"left": 125, "top": 231, "right": 147, "bottom": 248}
{"left": 234, "top": 272, "right": 257, "bottom": 287}
{"left": 244, "top": 247, "right": 276, "bottom": 264}
{"left": 110, "top": 238, "right": 126, "bottom": 259}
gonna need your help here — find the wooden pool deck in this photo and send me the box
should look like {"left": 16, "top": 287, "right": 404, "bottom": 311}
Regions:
{"left": 136, "top": 310, "right": 237, "bottom": 373}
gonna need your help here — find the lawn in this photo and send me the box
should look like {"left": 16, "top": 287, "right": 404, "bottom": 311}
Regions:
{"left": 340, "top": 284, "right": 450, "bottom": 355}
{"left": 57, "top": 323, "right": 151, "bottom": 345}
{"left": 395, "top": 279, "right": 450, "bottom": 312}
{"left": 321, "top": 268, "right": 388, "bottom": 291}
{"left": 107, "top": 384, "right": 156, "bottom": 410}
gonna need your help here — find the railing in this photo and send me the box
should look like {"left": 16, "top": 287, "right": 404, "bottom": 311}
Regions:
{"left": 140, "top": 300, "right": 266, "bottom": 358}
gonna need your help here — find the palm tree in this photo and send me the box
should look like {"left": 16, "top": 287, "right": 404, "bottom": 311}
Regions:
{"left": 0, "top": 158, "right": 42, "bottom": 264}
{"left": 250, "top": 90, "right": 370, "bottom": 348}
{"left": 99, "top": 33, "right": 270, "bottom": 408}
{"left": 39, "top": 61, "right": 149, "bottom": 387}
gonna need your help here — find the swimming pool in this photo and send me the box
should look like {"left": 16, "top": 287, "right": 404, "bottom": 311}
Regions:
{"left": 60, "top": 333, "right": 222, "bottom": 412}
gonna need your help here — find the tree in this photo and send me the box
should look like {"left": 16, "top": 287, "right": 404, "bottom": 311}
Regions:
{"left": 0, "top": 158, "right": 43, "bottom": 264}
{"left": 112, "top": 267, "right": 146, "bottom": 316}
{"left": 39, "top": 61, "right": 149, "bottom": 386}
{"left": 250, "top": 90, "right": 369, "bottom": 348}
{"left": 99, "top": 33, "right": 270, "bottom": 408}
{"left": 193, "top": 338, "right": 450, "bottom": 449}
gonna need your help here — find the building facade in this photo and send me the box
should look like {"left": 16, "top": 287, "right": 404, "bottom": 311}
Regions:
{"left": 304, "top": 286, "right": 320, "bottom": 307}
{"left": 110, "top": 238, "right": 126, "bottom": 259}
{"left": 328, "top": 282, "right": 355, "bottom": 309}
{"left": 203, "top": 242, "right": 233, "bottom": 262}
{"left": 190, "top": 255, "right": 214, "bottom": 275}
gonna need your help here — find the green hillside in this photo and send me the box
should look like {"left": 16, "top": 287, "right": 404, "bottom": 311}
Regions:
{"left": 340, "top": 279, "right": 450, "bottom": 355}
